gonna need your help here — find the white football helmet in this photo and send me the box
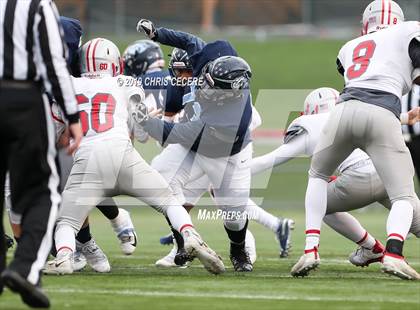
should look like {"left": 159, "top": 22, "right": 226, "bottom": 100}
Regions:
{"left": 79, "top": 38, "right": 123, "bottom": 78}
{"left": 303, "top": 88, "right": 339, "bottom": 115}
{"left": 361, "top": 0, "right": 404, "bottom": 35}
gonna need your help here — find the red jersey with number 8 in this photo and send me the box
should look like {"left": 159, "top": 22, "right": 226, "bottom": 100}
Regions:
{"left": 338, "top": 21, "right": 420, "bottom": 100}
{"left": 71, "top": 75, "right": 144, "bottom": 147}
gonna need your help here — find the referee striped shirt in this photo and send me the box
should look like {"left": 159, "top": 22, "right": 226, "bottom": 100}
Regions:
{"left": 0, "top": 0, "right": 78, "bottom": 123}
{"left": 402, "top": 85, "right": 420, "bottom": 137}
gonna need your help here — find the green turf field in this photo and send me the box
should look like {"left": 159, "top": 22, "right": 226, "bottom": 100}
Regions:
{"left": 3, "top": 207, "right": 420, "bottom": 310}
{"left": 2, "top": 38, "right": 420, "bottom": 309}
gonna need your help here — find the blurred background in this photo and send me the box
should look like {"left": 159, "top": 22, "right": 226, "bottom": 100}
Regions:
{"left": 58, "top": 0, "right": 420, "bottom": 39}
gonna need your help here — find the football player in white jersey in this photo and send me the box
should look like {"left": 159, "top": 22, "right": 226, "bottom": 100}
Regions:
{"left": 250, "top": 87, "right": 420, "bottom": 271}
{"left": 44, "top": 38, "right": 225, "bottom": 275}
{"left": 293, "top": 0, "right": 420, "bottom": 280}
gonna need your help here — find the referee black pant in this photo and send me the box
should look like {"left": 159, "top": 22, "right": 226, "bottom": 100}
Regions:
{"left": 407, "top": 136, "right": 420, "bottom": 185}
{"left": 0, "top": 81, "right": 59, "bottom": 286}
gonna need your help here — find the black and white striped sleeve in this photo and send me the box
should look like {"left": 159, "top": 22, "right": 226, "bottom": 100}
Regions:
{"left": 35, "top": 0, "right": 79, "bottom": 123}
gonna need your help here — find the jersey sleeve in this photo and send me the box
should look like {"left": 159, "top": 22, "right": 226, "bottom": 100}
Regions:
{"left": 164, "top": 85, "right": 184, "bottom": 114}
{"left": 155, "top": 27, "right": 206, "bottom": 57}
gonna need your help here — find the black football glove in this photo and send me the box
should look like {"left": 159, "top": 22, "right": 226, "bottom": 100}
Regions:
{"left": 136, "top": 19, "right": 157, "bottom": 40}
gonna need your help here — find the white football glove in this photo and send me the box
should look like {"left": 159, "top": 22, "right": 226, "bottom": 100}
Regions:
{"left": 136, "top": 19, "right": 157, "bottom": 39}
{"left": 131, "top": 101, "right": 149, "bottom": 125}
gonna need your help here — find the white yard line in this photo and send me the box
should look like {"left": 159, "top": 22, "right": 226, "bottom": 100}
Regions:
{"left": 45, "top": 288, "right": 419, "bottom": 304}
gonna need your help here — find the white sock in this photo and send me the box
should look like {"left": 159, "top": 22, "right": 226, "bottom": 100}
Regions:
{"left": 387, "top": 200, "right": 414, "bottom": 242}
{"left": 305, "top": 177, "right": 328, "bottom": 251}
{"left": 324, "top": 212, "right": 375, "bottom": 248}
{"left": 246, "top": 199, "right": 279, "bottom": 232}
{"left": 110, "top": 208, "right": 132, "bottom": 234}
{"left": 55, "top": 224, "right": 76, "bottom": 253}
{"left": 166, "top": 205, "right": 193, "bottom": 232}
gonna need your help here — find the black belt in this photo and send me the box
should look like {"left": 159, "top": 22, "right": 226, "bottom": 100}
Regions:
{"left": 0, "top": 79, "right": 41, "bottom": 90}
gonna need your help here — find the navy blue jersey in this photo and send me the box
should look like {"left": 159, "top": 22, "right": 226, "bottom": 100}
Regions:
{"left": 59, "top": 16, "right": 82, "bottom": 76}
{"left": 144, "top": 28, "right": 252, "bottom": 157}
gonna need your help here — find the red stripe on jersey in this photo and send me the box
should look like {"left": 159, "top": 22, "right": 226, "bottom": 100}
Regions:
{"left": 381, "top": 0, "right": 385, "bottom": 24}
{"left": 86, "top": 41, "right": 92, "bottom": 72}
{"left": 305, "top": 229, "right": 320, "bottom": 235}
{"left": 92, "top": 39, "right": 101, "bottom": 72}
{"left": 387, "top": 0, "right": 391, "bottom": 24}
{"left": 388, "top": 233, "right": 404, "bottom": 241}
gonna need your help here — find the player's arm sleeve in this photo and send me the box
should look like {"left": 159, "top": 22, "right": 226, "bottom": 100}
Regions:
{"left": 154, "top": 27, "right": 206, "bottom": 56}
{"left": 409, "top": 36, "right": 420, "bottom": 81}
{"left": 142, "top": 117, "right": 204, "bottom": 146}
{"left": 36, "top": 1, "right": 79, "bottom": 124}
{"left": 250, "top": 130, "right": 309, "bottom": 175}
{"left": 164, "top": 85, "right": 184, "bottom": 114}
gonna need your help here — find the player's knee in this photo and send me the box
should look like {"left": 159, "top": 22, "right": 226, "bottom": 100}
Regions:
{"left": 308, "top": 168, "right": 330, "bottom": 182}
{"left": 55, "top": 216, "right": 83, "bottom": 233}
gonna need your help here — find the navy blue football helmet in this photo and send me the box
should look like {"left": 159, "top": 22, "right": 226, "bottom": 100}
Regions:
{"left": 123, "top": 40, "right": 164, "bottom": 77}
{"left": 168, "top": 48, "right": 192, "bottom": 77}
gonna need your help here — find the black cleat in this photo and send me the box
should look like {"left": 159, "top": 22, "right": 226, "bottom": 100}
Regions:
{"left": 230, "top": 243, "right": 253, "bottom": 272}
{"left": 174, "top": 247, "right": 193, "bottom": 266}
{"left": 1, "top": 269, "right": 50, "bottom": 308}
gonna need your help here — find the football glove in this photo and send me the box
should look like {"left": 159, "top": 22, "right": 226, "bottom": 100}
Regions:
{"left": 136, "top": 19, "right": 157, "bottom": 40}
{"left": 131, "top": 101, "right": 149, "bottom": 125}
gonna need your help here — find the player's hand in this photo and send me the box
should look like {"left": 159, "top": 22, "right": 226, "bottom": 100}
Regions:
{"left": 67, "top": 123, "right": 83, "bottom": 155}
{"left": 136, "top": 19, "right": 157, "bottom": 39}
{"left": 407, "top": 107, "right": 420, "bottom": 125}
{"left": 131, "top": 101, "right": 150, "bottom": 124}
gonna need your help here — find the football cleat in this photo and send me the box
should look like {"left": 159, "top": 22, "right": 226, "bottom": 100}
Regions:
{"left": 291, "top": 247, "right": 320, "bottom": 277}
{"left": 230, "top": 243, "right": 253, "bottom": 272}
{"left": 73, "top": 251, "right": 87, "bottom": 272}
{"left": 111, "top": 208, "right": 138, "bottom": 255}
{"left": 381, "top": 253, "right": 420, "bottom": 280}
{"left": 43, "top": 249, "right": 74, "bottom": 275}
{"left": 79, "top": 240, "right": 111, "bottom": 273}
{"left": 155, "top": 245, "right": 178, "bottom": 268}
{"left": 182, "top": 228, "right": 225, "bottom": 275}
{"left": 159, "top": 233, "right": 174, "bottom": 245}
{"left": 118, "top": 228, "right": 137, "bottom": 256}
{"left": 245, "top": 230, "right": 257, "bottom": 264}
{"left": 276, "top": 218, "right": 295, "bottom": 258}
{"left": 349, "top": 239, "right": 384, "bottom": 267}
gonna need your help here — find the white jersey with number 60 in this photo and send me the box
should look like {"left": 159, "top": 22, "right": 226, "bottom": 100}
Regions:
{"left": 338, "top": 21, "right": 420, "bottom": 99}
{"left": 71, "top": 75, "right": 144, "bottom": 147}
